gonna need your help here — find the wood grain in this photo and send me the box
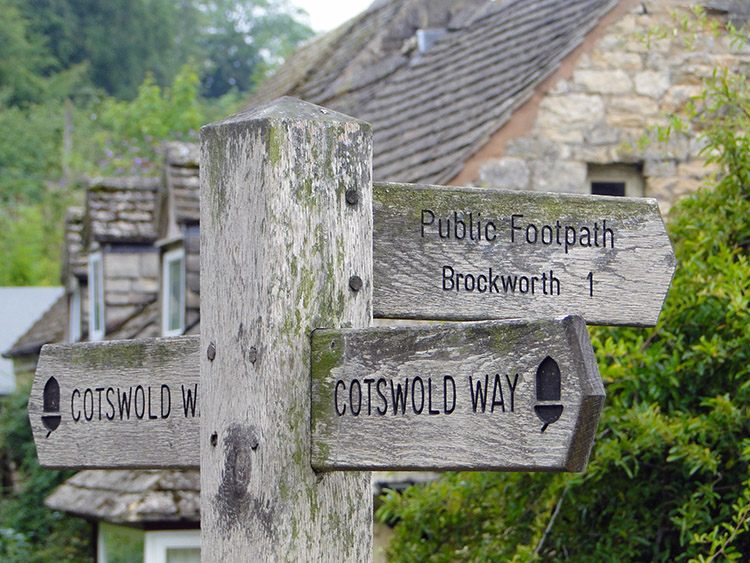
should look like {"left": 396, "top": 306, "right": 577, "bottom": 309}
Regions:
{"left": 29, "top": 336, "right": 200, "bottom": 469}
{"left": 373, "top": 182, "right": 676, "bottom": 326}
{"left": 312, "top": 316, "right": 604, "bottom": 472}
{"left": 199, "top": 97, "right": 373, "bottom": 561}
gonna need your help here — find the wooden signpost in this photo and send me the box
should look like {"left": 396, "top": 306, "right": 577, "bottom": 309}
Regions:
{"left": 29, "top": 337, "right": 200, "bottom": 469}
{"left": 27, "top": 97, "right": 676, "bottom": 560}
{"left": 373, "top": 182, "right": 676, "bottom": 326}
{"left": 311, "top": 315, "right": 604, "bottom": 472}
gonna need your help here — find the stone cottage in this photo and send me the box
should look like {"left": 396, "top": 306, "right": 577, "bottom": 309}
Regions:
{"left": 5, "top": 0, "right": 747, "bottom": 560}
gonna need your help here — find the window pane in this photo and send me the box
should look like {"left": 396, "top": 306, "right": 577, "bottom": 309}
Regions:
{"left": 166, "top": 547, "right": 200, "bottom": 563}
{"left": 591, "top": 181, "right": 626, "bottom": 197}
{"left": 168, "top": 257, "right": 182, "bottom": 331}
{"left": 100, "top": 522, "right": 144, "bottom": 563}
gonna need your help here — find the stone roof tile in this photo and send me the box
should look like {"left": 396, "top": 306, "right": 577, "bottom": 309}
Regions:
{"left": 249, "top": 0, "right": 617, "bottom": 185}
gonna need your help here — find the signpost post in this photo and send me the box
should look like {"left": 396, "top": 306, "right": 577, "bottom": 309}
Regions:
{"left": 27, "top": 97, "right": 676, "bottom": 560}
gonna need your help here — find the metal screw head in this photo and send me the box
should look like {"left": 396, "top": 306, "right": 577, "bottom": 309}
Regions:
{"left": 207, "top": 342, "right": 216, "bottom": 361}
{"left": 210, "top": 432, "right": 218, "bottom": 447}
{"left": 248, "top": 347, "right": 258, "bottom": 364}
{"left": 349, "top": 275, "right": 363, "bottom": 292}
{"left": 345, "top": 189, "right": 359, "bottom": 205}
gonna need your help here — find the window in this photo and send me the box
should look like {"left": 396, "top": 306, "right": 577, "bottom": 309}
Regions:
{"left": 88, "top": 252, "right": 105, "bottom": 341}
{"left": 587, "top": 164, "right": 644, "bottom": 198}
{"left": 97, "top": 525, "right": 200, "bottom": 563}
{"left": 162, "top": 247, "right": 185, "bottom": 337}
{"left": 69, "top": 277, "right": 81, "bottom": 343}
{"left": 145, "top": 530, "right": 200, "bottom": 563}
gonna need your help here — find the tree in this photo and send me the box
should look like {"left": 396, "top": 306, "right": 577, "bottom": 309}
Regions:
{"left": 197, "top": 0, "right": 314, "bottom": 98}
{"left": 377, "top": 9, "right": 750, "bottom": 562}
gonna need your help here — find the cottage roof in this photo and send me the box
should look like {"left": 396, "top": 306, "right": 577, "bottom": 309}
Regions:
{"left": 3, "top": 293, "right": 67, "bottom": 359}
{"left": 45, "top": 470, "right": 199, "bottom": 525}
{"left": 249, "top": 0, "right": 617, "bottom": 185}
{"left": 164, "top": 142, "right": 200, "bottom": 226}
{"left": 85, "top": 177, "right": 160, "bottom": 245}
{"left": 62, "top": 207, "right": 86, "bottom": 281}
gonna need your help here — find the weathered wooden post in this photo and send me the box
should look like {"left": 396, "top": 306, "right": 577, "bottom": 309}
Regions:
{"left": 199, "top": 97, "right": 373, "bottom": 560}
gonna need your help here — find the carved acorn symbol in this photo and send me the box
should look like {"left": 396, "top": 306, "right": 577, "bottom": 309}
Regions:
{"left": 42, "top": 376, "right": 61, "bottom": 438}
{"left": 534, "top": 356, "right": 563, "bottom": 433}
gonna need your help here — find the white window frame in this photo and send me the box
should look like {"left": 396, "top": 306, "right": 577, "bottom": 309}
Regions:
{"left": 161, "top": 247, "right": 185, "bottom": 337}
{"left": 88, "top": 251, "right": 105, "bottom": 341}
{"left": 144, "top": 530, "right": 200, "bottom": 563}
{"left": 69, "top": 277, "right": 81, "bottom": 343}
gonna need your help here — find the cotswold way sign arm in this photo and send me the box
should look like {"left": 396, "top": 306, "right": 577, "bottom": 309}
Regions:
{"left": 372, "top": 182, "right": 676, "bottom": 326}
{"left": 29, "top": 336, "right": 200, "bottom": 469}
{"left": 311, "top": 315, "right": 604, "bottom": 472}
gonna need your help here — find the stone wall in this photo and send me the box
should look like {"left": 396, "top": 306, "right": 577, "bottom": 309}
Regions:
{"left": 103, "top": 249, "right": 158, "bottom": 328}
{"left": 476, "top": 0, "right": 750, "bottom": 211}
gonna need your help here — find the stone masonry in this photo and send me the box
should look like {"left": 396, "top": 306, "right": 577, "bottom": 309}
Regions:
{"left": 476, "top": 0, "right": 750, "bottom": 211}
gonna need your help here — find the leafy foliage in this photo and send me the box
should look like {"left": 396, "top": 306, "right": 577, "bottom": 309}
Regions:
{"left": 0, "top": 382, "right": 92, "bottom": 562}
{"left": 378, "top": 10, "right": 750, "bottom": 562}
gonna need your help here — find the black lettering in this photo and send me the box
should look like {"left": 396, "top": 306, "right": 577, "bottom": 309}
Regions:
{"left": 161, "top": 385, "right": 171, "bottom": 419}
{"left": 541, "top": 225, "right": 553, "bottom": 245}
{"left": 506, "top": 373, "right": 519, "bottom": 412}
{"left": 438, "top": 218, "right": 450, "bottom": 238}
{"left": 580, "top": 226, "right": 592, "bottom": 247}
{"left": 442, "top": 266, "right": 454, "bottom": 290}
{"left": 96, "top": 387, "right": 105, "bottom": 420}
{"left": 420, "top": 209, "right": 434, "bottom": 237}
{"left": 443, "top": 376, "right": 456, "bottom": 414}
{"left": 134, "top": 385, "right": 145, "bottom": 419}
{"left": 363, "top": 378, "right": 374, "bottom": 416}
{"left": 71, "top": 389, "right": 81, "bottom": 422}
{"left": 148, "top": 386, "right": 158, "bottom": 420}
{"left": 454, "top": 212, "right": 466, "bottom": 239}
{"left": 519, "top": 276, "right": 529, "bottom": 294}
{"left": 490, "top": 269, "right": 499, "bottom": 293}
{"left": 549, "top": 270, "right": 560, "bottom": 295}
{"left": 565, "top": 226, "right": 576, "bottom": 253}
{"left": 491, "top": 374, "right": 505, "bottom": 413}
{"left": 181, "top": 384, "right": 198, "bottom": 417}
{"left": 350, "top": 379, "right": 362, "bottom": 417}
{"left": 84, "top": 388, "right": 94, "bottom": 421}
{"left": 390, "top": 379, "right": 409, "bottom": 415}
{"left": 106, "top": 387, "right": 116, "bottom": 420}
{"left": 603, "top": 220, "right": 614, "bottom": 248}
{"left": 502, "top": 275, "right": 517, "bottom": 292}
{"left": 376, "top": 378, "right": 388, "bottom": 415}
{"left": 411, "top": 377, "right": 425, "bottom": 414}
{"left": 464, "top": 273, "right": 475, "bottom": 292}
{"left": 334, "top": 380, "right": 346, "bottom": 416}
{"left": 511, "top": 214, "right": 523, "bottom": 242}
{"left": 118, "top": 387, "right": 132, "bottom": 419}
{"left": 485, "top": 221, "right": 497, "bottom": 241}
{"left": 477, "top": 274, "right": 487, "bottom": 293}
{"left": 469, "top": 375, "right": 489, "bottom": 413}
{"left": 526, "top": 224, "right": 538, "bottom": 244}
{"left": 427, "top": 378, "right": 440, "bottom": 415}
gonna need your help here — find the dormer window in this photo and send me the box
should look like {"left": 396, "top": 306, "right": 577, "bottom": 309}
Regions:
{"left": 69, "top": 277, "right": 82, "bottom": 343}
{"left": 88, "top": 252, "right": 105, "bottom": 341}
{"left": 162, "top": 247, "right": 185, "bottom": 337}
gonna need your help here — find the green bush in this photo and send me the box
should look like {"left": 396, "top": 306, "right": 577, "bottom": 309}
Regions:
{"left": 378, "top": 10, "right": 750, "bottom": 563}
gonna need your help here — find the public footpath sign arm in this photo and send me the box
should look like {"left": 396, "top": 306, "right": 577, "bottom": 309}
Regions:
{"left": 311, "top": 316, "right": 604, "bottom": 472}
{"left": 373, "top": 182, "right": 676, "bottom": 326}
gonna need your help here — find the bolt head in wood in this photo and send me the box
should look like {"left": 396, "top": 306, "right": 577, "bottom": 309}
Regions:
{"left": 207, "top": 342, "right": 216, "bottom": 361}
{"left": 345, "top": 189, "right": 359, "bottom": 205}
{"left": 349, "top": 275, "right": 363, "bottom": 292}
